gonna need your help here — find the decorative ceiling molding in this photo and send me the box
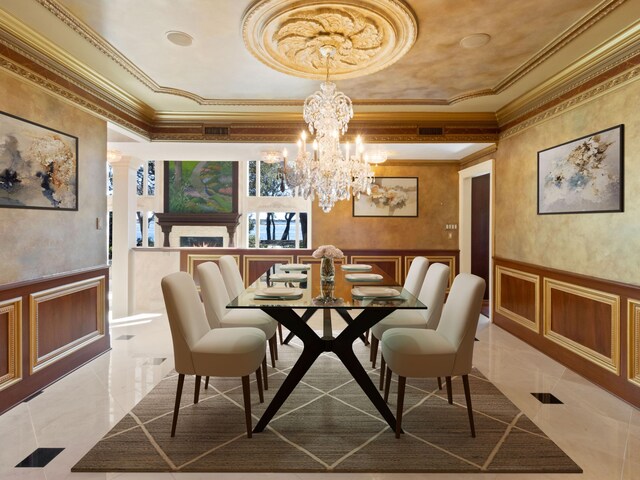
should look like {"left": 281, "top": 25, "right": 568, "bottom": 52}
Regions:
{"left": 493, "top": 0, "right": 627, "bottom": 93}
{"left": 499, "top": 55, "right": 640, "bottom": 139}
{"left": 18, "top": 0, "right": 629, "bottom": 109}
{"left": 459, "top": 145, "right": 498, "bottom": 168}
{"left": 242, "top": 0, "right": 417, "bottom": 80}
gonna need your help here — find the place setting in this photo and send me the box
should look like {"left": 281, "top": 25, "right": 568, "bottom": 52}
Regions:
{"left": 253, "top": 286, "right": 304, "bottom": 300}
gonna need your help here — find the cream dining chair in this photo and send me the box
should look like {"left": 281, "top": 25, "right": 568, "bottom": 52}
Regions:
{"left": 365, "top": 256, "right": 429, "bottom": 343}
{"left": 218, "top": 255, "right": 284, "bottom": 347}
{"left": 161, "top": 271, "right": 266, "bottom": 438}
{"left": 197, "top": 261, "right": 277, "bottom": 389}
{"left": 381, "top": 273, "right": 485, "bottom": 438}
{"left": 370, "top": 262, "right": 450, "bottom": 388}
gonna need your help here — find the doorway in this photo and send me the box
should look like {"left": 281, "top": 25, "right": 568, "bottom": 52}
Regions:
{"left": 459, "top": 159, "right": 494, "bottom": 319}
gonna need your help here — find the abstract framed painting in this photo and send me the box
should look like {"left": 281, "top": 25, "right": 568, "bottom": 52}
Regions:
{"left": 353, "top": 177, "right": 418, "bottom": 217}
{"left": 0, "top": 111, "right": 78, "bottom": 211}
{"left": 537, "top": 125, "right": 623, "bottom": 215}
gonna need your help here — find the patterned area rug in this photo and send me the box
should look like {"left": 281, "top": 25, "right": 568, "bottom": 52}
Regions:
{"left": 73, "top": 339, "right": 581, "bottom": 473}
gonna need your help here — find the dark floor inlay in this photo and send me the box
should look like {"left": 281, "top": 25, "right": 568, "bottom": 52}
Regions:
{"left": 144, "top": 357, "right": 166, "bottom": 366}
{"left": 115, "top": 335, "right": 135, "bottom": 340}
{"left": 23, "top": 390, "right": 43, "bottom": 402}
{"left": 16, "top": 448, "right": 64, "bottom": 468}
{"left": 531, "top": 392, "right": 563, "bottom": 404}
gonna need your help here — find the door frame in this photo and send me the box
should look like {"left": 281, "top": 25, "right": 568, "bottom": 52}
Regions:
{"left": 459, "top": 159, "right": 494, "bottom": 319}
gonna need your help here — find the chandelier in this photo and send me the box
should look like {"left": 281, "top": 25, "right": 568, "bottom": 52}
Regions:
{"left": 282, "top": 46, "right": 374, "bottom": 212}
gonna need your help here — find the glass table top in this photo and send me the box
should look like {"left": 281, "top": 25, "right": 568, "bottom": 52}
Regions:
{"left": 228, "top": 262, "right": 427, "bottom": 310}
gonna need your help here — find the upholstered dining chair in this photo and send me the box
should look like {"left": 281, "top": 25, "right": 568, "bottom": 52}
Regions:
{"left": 197, "top": 261, "right": 278, "bottom": 387}
{"left": 381, "top": 273, "right": 485, "bottom": 438}
{"left": 364, "top": 256, "right": 429, "bottom": 343}
{"left": 370, "top": 262, "right": 450, "bottom": 388}
{"left": 161, "top": 271, "right": 266, "bottom": 438}
{"left": 219, "top": 254, "right": 284, "bottom": 346}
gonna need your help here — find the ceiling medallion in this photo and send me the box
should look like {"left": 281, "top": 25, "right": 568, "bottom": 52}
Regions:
{"left": 242, "top": 0, "right": 418, "bottom": 80}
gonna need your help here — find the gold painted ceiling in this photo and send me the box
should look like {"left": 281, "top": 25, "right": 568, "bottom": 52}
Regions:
{"left": 0, "top": 0, "right": 637, "bottom": 122}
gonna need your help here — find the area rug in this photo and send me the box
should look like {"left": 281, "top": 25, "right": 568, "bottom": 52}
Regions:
{"left": 73, "top": 339, "right": 581, "bottom": 473}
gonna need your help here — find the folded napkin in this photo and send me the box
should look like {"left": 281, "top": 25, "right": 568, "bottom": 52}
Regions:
{"left": 341, "top": 264, "right": 372, "bottom": 271}
{"left": 270, "top": 273, "right": 307, "bottom": 282}
{"left": 351, "top": 287, "right": 401, "bottom": 298}
{"left": 345, "top": 273, "right": 383, "bottom": 282}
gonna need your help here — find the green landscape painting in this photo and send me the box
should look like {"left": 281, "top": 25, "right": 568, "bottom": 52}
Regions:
{"left": 167, "top": 161, "right": 234, "bottom": 213}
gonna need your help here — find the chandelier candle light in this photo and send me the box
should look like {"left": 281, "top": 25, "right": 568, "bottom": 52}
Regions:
{"left": 282, "top": 45, "right": 375, "bottom": 212}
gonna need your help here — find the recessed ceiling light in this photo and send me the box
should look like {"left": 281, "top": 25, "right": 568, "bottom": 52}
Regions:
{"left": 165, "top": 31, "right": 193, "bottom": 47}
{"left": 459, "top": 33, "right": 491, "bottom": 49}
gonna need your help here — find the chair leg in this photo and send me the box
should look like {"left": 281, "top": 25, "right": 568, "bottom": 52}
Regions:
{"left": 384, "top": 366, "right": 392, "bottom": 402}
{"left": 445, "top": 376, "right": 453, "bottom": 404}
{"left": 379, "top": 355, "right": 386, "bottom": 390}
{"left": 364, "top": 328, "right": 370, "bottom": 342}
{"left": 241, "top": 375, "right": 253, "bottom": 438}
{"left": 437, "top": 376, "right": 442, "bottom": 390}
{"left": 262, "top": 356, "right": 269, "bottom": 390}
{"left": 395, "top": 376, "right": 406, "bottom": 439}
{"left": 194, "top": 375, "right": 201, "bottom": 404}
{"left": 272, "top": 333, "right": 279, "bottom": 360}
{"left": 171, "top": 374, "right": 185, "bottom": 437}
{"left": 462, "top": 375, "right": 476, "bottom": 438}
{"left": 255, "top": 366, "right": 264, "bottom": 403}
{"left": 269, "top": 336, "right": 277, "bottom": 368}
{"left": 278, "top": 323, "right": 283, "bottom": 345}
{"left": 370, "top": 336, "right": 379, "bottom": 367}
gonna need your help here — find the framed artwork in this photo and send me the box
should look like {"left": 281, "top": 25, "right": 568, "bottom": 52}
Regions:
{"left": 164, "top": 161, "right": 238, "bottom": 213}
{"left": 353, "top": 177, "right": 418, "bottom": 217}
{"left": 0, "top": 111, "right": 78, "bottom": 210}
{"left": 538, "top": 125, "right": 623, "bottom": 214}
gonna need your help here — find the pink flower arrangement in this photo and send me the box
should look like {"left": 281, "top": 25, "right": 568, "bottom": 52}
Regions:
{"left": 312, "top": 244, "right": 344, "bottom": 259}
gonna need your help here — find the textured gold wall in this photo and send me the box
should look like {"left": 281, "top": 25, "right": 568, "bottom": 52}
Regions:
{"left": 0, "top": 70, "right": 107, "bottom": 285}
{"left": 495, "top": 80, "right": 640, "bottom": 286}
{"left": 312, "top": 163, "right": 459, "bottom": 249}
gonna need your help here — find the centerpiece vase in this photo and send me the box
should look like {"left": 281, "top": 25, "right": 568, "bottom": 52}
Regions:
{"left": 320, "top": 257, "right": 335, "bottom": 282}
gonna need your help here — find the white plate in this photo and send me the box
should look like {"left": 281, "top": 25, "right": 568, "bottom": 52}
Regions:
{"left": 341, "top": 264, "right": 372, "bottom": 271}
{"left": 281, "top": 263, "right": 311, "bottom": 271}
{"left": 351, "top": 287, "right": 401, "bottom": 298}
{"left": 270, "top": 273, "right": 307, "bottom": 282}
{"left": 345, "top": 273, "right": 383, "bottom": 282}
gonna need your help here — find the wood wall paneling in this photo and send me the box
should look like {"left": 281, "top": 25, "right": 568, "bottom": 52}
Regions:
{"left": 0, "top": 297, "right": 22, "bottom": 391}
{"left": 493, "top": 257, "right": 637, "bottom": 408}
{"left": 29, "top": 276, "right": 106, "bottom": 374}
{"left": 628, "top": 299, "right": 640, "bottom": 387}
{"left": 495, "top": 266, "right": 539, "bottom": 332}
{"left": 350, "top": 256, "right": 401, "bottom": 283}
{"left": 243, "top": 255, "right": 295, "bottom": 286}
{"left": 543, "top": 278, "right": 619, "bottom": 374}
{"left": 0, "top": 267, "right": 110, "bottom": 414}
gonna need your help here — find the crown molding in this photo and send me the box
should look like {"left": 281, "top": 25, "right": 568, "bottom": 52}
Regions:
{"left": 383, "top": 160, "right": 461, "bottom": 166}
{"left": 459, "top": 145, "right": 498, "bottom": 168}
{"left": 498, "top": 20, "right": 640, "bottom": 126}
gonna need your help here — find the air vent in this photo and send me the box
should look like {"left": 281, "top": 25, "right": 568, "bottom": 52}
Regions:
{"left": 418, "top": 127, "right": 444, "bottom": 136}
{"left": 204, "top": 126, "right": 229, "bottom": 136}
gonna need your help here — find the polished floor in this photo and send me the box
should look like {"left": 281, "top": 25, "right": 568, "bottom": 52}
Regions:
{"left": 0, "top": 308, "right": 638, "bottom": 480}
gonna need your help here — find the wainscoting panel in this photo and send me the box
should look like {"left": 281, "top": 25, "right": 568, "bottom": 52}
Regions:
{"left": 629, "top": 299, "right": 640, "bottom": 387}
{"left": 29, "top": 276, "right": 106, "bottom": 374}
{"left": 350, "top": 255, "right": 402, "bottom": 283}
{"left": 493, "top": 257, "right": 639, "bottom": 408}
{"left": 405, "top": 255, "right": 458, "bottom": 290}
{"left": 496, "top": 266, "right": 539, "bottom": 333}
{"left": 244, "top": 255, "right": 295, "bottom": 286}
{"left": 0, "top": 297, "right": 22, "bottom": 392}
{"left": 0, "top": 266, "right": 110, "bottom": 414}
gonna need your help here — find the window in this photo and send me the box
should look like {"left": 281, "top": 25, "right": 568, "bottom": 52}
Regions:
{"left": 136, "top": 161, "right": 156, "bottom": 196}
{"left": 244, "top": 160, "right": 310, "bottom": 249}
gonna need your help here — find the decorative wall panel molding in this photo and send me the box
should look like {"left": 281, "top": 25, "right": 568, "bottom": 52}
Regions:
{"left": 350, "top": 255, "right": 401, "bottom": 284}
{"left": 543, "top": 278, "right": 620, "bottom": 374}
{"left": 405, "top": 255, "right": 457, "bottom": 290}
{"left": 493, "top": 257, "right": 638, "bottom": 408}
{"left": 629, "top": 299, "right": 640, "bottom": 387}
{"left": 495, "top": 266, "right": 540, "bottom": 333}
{"left": 29, "top": 276, "right": 106, "bottom": 374}
{"left": 0, "top": 297, "right": 22, "bottom": 391}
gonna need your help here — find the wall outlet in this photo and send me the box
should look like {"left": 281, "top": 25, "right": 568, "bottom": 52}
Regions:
{"left": 444, "top": 224, "right": 458, "bottom": 230}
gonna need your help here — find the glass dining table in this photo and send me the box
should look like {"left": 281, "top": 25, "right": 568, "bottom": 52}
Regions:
{"left": 227, "top": 261, "right": 427, "bottom": 433}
